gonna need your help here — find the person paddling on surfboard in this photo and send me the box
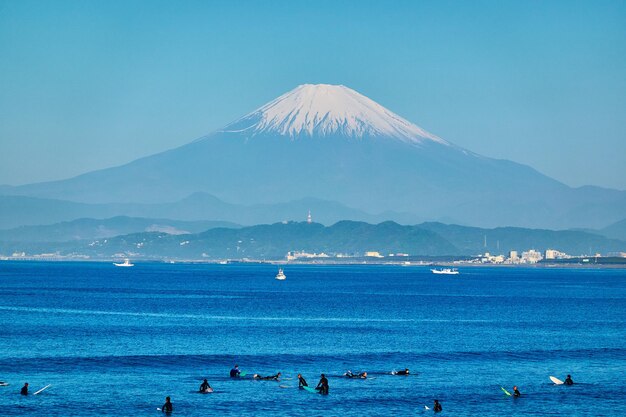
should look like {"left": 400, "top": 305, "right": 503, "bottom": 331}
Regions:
{"left": 297, "top": 374, "right": 308, "bottom": 389}
{"left": 345, "top": 370, "right": 367, "bottom": 379}
{"left": 433, "top": 399, "right": 442, "bottom": 412}
{"left": 230, "top": 364, "right": 241, "bottom": 378}
{"left": 394, "top": 368, "right": 410, "bottom": 375}
{"left": 20, "top": 383, "right": 28, "bottom": 395}
{"left": 161, "top": 396, "right": 172, "bottom": 414}
{"left": 316, "top": 374, "right": 329, "bottom": 394}
{"left": 564, "top": 374, "right": 574, "bottom": 385}
{"left": 513, "top": 386, "right": 521, "bottom": 397}
{"left": 253, "top": 372, "right": 281, "bottom": 381}
{"left": 199, "top": 379, "right": 212, "bottom": 393}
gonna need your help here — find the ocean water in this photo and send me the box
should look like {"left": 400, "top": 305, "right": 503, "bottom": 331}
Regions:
{"left": 0, "top": 262, "right": 625, "bottom": 416}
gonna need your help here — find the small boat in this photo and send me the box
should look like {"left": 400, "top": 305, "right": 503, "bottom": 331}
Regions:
{"left": 431, "top": 268, "right": 459, "bottom": 275}
{"left": 113, "top": 259, "right": 134, "bottom": 267}
{"left": 275, "top": 268, "right": 286, "bottom": 280}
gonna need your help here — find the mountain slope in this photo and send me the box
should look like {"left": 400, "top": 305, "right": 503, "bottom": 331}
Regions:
{"left": 0, "top": 194, "right": 402, "bottom": 230}
{"left": 2, "top": 84, "right": 625, "bottom": 229}
{"left": 0, "top": 216, "right": 239, "bottom": 243}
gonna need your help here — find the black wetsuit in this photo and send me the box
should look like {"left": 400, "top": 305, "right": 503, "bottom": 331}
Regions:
{"left": 161, "top": 401, "right": 172, "bottom": 413}
{"left": 257, "top": 374, "right": 280, "bottom": 381}
{"left": 396, "top": 370, "right": 409, "bottom": 375}
{"left": 20, "top": 385, "right": 28, "bottom": 395}
{"left": 514, "top": 389, "right": 521, "bottom": 397}
{"left": 564, "top": 377, "right": 573, "bottom": 385}
{"left": 200, "top": 381, "right": 210, "bottom": 392}
{"left": 316, "top": 377, "right": 329, "bottom": 394}
{"left": 434, "top": 402, "right": 442, "bottom": 412}
{"left": 298, "top": 376, "right": 308, "bottom": 388}
{"left": 230, "top": 368, "right": 240, "bottom": 377}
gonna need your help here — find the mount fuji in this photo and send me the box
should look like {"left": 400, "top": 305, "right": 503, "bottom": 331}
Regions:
{"left": 2, "top": 84, "right": 625, "bottom": 229}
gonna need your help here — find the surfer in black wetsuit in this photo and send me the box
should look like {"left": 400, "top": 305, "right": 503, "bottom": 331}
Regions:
{"left": 199, "top": 379, "right": 211, "bottom": 392}
{"left": 254, "top": 372, "right": 281, "bottom": 381}
{"left": 230, "top": 365, "right": 241, "bottom": 377}
{"left": 316, "top": 374, "right": 329, "bottom": 394}
{"left": 345, "top": 370, "right": 367, "bottom": 379}
{"left": 513, "top": 386, "right": 521, "bottom": 397}
{"left": 20, "top": 383, "right": 28, "bottom": 395}
{"left": 564, "top": 375, "right": 574, "bottom": 385}
{"left": 433, "top": 399, "right": 442, "bottom": 412}
{"left": 395, "top": 368, "right": 410, "bottom": 375}
{"left": 161, "top": 396, "right": 173, "bottom": 414}
{"left": 297, "top": 374, "right": 308, "bottom": 388}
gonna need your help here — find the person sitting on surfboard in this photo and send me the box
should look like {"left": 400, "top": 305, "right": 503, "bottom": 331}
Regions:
{"left": 297, "top": 374, "right": 308, "bottom": 388}
{"left": 199, "top": 379, "right": 211, "bottom": 393}
{"left": 433, "top": 399, "right": 442, "bottom": 412}
{"left": 513, "top": 386, "right": 521, "bottom": 397}
{"left": 20, "top": 383, "right": 28, "bottom": 395}
{"left": 230, "top": 365, "right": 241, "bottom": 377}
{"left": 316, "top": 374, "right": 329, "bottom": 394}
{"left": 564, "top": 375, "right": 574, "bottom": 385}
{"left": 254, "top": 372, "right": 281, "bottom": 381}
{"left": 395, "top": 368, "right": 410, "bottom": 375}
{"left": 161, "top": 396, "right": 173, "bottom": 414}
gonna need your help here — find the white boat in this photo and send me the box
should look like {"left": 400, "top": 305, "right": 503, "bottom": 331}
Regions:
{"left": 431, "top": 268, "right": 459, "bottom": 275}
{"left": 275, "top": 268, "right": 286, "bottom": 280}
{"left": 113, "top": 259, "right": 134, "bottom": 267}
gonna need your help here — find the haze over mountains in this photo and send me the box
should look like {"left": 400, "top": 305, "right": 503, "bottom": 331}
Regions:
{"left": 2, "top": 84, "right": 625, "bottom": 231}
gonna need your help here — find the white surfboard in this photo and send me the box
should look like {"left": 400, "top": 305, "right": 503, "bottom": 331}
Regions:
{"left": 33, "top": 384, "right": 51, "bottom": 395}
{"left": 550, "top": 376, "right": 564, "bottom": 385}
{"left": 424, "top": 405, "right": 430, "bottom": 410}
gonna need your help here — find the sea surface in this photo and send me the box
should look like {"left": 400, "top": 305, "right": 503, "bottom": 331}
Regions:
{"left": 1, "top": 262, "right": 625, "bottom": 416}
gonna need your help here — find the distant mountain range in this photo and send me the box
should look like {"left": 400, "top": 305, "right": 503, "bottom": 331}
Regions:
{"left": 1, "top": 84, "right": 624, "bottom": 230}
{"left": 0, "top": 193, "right": 419, "bottom": 230}
{"left": 0, "top": 216, "right": 239, "bottom": 243}
{"left": 1, "top": 220, "right": 623, "bottom": 260}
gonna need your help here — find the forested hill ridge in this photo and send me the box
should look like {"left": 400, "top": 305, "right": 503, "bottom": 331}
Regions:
{"left": 1, "top": 220, "right": 623, "bottom": 260}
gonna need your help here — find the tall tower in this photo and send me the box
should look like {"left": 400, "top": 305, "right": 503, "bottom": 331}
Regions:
{"left": 307, "top": 210, "right": 312, "bottom": 224}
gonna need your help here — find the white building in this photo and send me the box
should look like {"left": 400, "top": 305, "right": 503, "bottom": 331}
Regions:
{"left": 521, "top": 249, "right": 543, "bottom": 263}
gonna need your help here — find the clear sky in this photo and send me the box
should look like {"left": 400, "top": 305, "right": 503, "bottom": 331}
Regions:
{"left": 1, "top": 0, "right": 625, "bottom": 189}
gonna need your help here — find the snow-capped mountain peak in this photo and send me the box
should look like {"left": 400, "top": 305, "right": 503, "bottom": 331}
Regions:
{"left": 223, "top": 84, "right": 447, "bottom": 145}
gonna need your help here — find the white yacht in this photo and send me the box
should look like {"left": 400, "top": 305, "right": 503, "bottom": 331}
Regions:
{"left": 275, "top": 268, "right": 286, "bottom": 280}
{"left": 431, "top": 267, "right": 459, "bottom": 275}
{"left": 113, "top": 259, "right": 134, "bottom": 267}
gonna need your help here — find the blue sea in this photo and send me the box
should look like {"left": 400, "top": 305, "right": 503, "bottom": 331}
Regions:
{"left": 1, "top": 262, "right": 625, "bottom": 416}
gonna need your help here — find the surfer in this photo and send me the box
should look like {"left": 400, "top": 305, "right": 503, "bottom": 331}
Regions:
{"left": 345, "top": 370, "right": 367, "bottom": 379}
{"left": 20, "top": 383, "right": 28, "bottom": 395}
{"left": 316, "top": 374, "right": 329, "bottom": 394}
{"left": 199, "top": 379, "right": 211, "bottom": 393}
{"left": 433, "top": 399, "right": 442, "bottom": 412}
{"left": 297, "top": 374, "right": 308, "bottom": 388}
{"left": 230, "top": 365, "right": 241, "bottom": 377}
{"left": 161, "top": 396, "right": 173, "bottom": 414}
{"left": 513, "top": 386, "right": 521, "bottom": 397}
{"left": 395, "top": 368, "right": 410, "bottom": 375}
{"left": 254, "top": 372, "right": 281, "bottom": 381}
{"left": 564, "top": 374, "right": 574, "bottom": 385}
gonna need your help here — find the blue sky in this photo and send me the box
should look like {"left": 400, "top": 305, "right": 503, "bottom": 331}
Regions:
{"left": 1, "top": 0, "right": 625, "bottom": 189}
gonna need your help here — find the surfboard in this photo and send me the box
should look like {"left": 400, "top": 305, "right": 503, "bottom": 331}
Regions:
{"left": 424, "top": 405, "right": 430, "bottom": 410}
{"left": 0, "top": 382, "right": 9, "bottom": 386}
{"left": 33, "top": 384, "right": 51, "bottom": 395}
{"left": 239, "top": 372, "right": 247, "bottom": 377}
{"left": 501, "top": 386, "right": 511, "bottom": 396}
{"left": 200, "top": 388, "right": 213, "bottom": 394}
{"left": 550, "top": 376, "right": 564, "bottom": 385}
{"left": 302, "top": 386, "right": 318, "bottom": 393}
